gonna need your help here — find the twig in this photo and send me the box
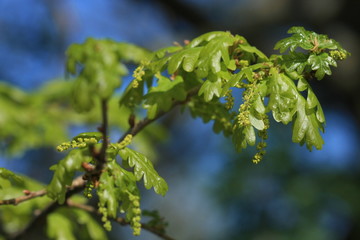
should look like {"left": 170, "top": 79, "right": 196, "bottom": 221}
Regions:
{"left": 118, "top": 86, "right": 199, "bottom": 143}
{"left": 67, "top": 201, "right": 175, "bottom": 240}
{"left": 0, "top": 176, "right": 85, "bottom": 206}
{"left": 0, "top": 189, "right": 47, "bottom": 206}
{"left": 97, "top": 99, "right": 109, "bottom": 170}
{"left": 9, "top": 177, "right": 86, "bottom": 240}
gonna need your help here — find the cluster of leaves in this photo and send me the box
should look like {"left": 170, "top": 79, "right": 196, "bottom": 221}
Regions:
{"left": 0, "top": 81, "right": 73, "bottom": 154}
{"left": 0, "top": 26, "right": 349, "bottom": 238}
{"left": 120, "top": 26, "right": 349, "bottom": 162}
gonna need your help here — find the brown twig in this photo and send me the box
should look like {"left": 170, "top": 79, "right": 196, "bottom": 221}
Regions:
{"left": 0, "top": 176, "right": 85, "bottom": 206}
{"left": 67, "top": 200, "right": 175, "bottom": 240}
{"left": 9, "top": 177, "right": 86, "bottom": 240}
{"left": 118, "top": 86, "right": 200, "bottom": 143}
{"left": 0, "top": 189, "right": 47, "bottom": 206}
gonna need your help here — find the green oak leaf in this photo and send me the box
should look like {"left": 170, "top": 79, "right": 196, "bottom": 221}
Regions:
{"left": 119, "top": 148, "right": 168, "bottom": 196}
{"left": 198, "top": 74, "right": 222, "bottom": 102}
{"left": 292, "top": 99, "right": 324, "bottom": 150}
{"left": 47, "top": 149, "right": 92, "bottom": 204}
{"left": 307, "top": 53, "right": 337, "bottom": 80}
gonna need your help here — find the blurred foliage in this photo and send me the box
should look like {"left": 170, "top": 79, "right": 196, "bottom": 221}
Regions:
{"left": 0, "top": 174, "right": 107, "bottom": 240}
{"left": 0, "top": 79, "right": 165, "bottom": 158}
{"left": 212, "top": 143, "right": 360, "bottom": 240}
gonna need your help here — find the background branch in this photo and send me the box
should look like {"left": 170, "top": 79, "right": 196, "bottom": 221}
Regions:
{"left": 0, "top": 189, "right": 47, "bottom": 206}
{"left": 9, "top": 177, "right": 85, "bottom": 240}
{"left": 67, "top": 201, "right": 175, "bottom": 240}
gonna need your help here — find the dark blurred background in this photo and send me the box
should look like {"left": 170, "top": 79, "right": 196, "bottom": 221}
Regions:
{"left": 1, "top": 0, "right": 360, "bottom": 239}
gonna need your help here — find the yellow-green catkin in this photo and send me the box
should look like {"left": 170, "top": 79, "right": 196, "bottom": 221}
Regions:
{"left": 132, "top": 65, "right": 145, "bottom": 88}
{"left": 225, "top": 90, "right": 234, "bottom": 110}
{"left": 129, "top": 194, "right": 142, "bottom": 236}
{"left": 252, "top": 115, "right": 270, "bottom": 164}
{"left": 236, "top": 82, "right": 257, "bottom": 127}
{"left": 117, "top": 134, "right": 133, "bottom": 149}
{"left": 98, "top": 205, "right": 112, "bottom": 231}
{"left": 330, "top": 50, "right": 348, "bottom": 60}
{"left": 56, "top": 137, "right": 99, "bottom": 152}
{"left": 84, "top": 181, "right": 94, "bottom": 198}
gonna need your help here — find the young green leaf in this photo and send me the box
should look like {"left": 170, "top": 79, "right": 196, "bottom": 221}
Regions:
{"left": 188, "top": 31, "right": 231, "bottom": 48}
{"left": 119, "top": 148, "right": 168, "bottom": 196}
{"left": 307, "top": 53, "right": 337, "bottom": 80}
{"left": 232, "top": 125, "right": 256, "bottom": 152}
{"left": 195, "top": 34, "right": 236, "bottom": 77}
{"left": 238, "top": 44, "right": 268, "bottom": 61}
{"left": 267, "top": 69, "right": 298, "bottom": 124}
{"left": 47, "top": 149, "right": 92, "bottom": 204}
{"left": 281, "top": 52, "right": 309, "bottom": 74}
{"left": 292, "top": 99, "right": 324, "bottom": 150}
{"left": 167, "top": 47, "right": 202, "bottom": 73}
{"left": 274, "top": 26, "right": 314, "bottom": 53}
{"left": 198, "top": 74, "right": 222, "bottom": 102}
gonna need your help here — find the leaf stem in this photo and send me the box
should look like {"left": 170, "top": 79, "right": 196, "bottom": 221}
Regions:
{"left": 118, "top": 86, "right": 200, "bottom": 143}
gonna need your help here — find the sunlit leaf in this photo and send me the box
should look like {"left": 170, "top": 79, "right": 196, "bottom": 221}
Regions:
{"left": 198, "top": 74, "right": 222, "bottom": 102}
{"left": 307, "top": 53, "right": 337, "bottom": 80}
{"left": 47, "top": 149, "right": 92, "bottom": 204}
{"left": 119, "top": 148, "right": 168, "bottom": 196}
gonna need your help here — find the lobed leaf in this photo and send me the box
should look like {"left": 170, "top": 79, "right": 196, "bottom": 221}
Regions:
{"left": 238, "top": 44, "right": 268, "bottom": 61}
{"left": 167, "top": 47, "right": 202, "bottom": 73}
{"left": 47, "top": 149, "right": 92, "bottom": 204}
{"left": 274, "top": 26, "right": 314, "bottom": 53}
{"left": 266, "top": 68, "right": 325, "bottom": 150}
{"left": 232, "top": 125, "right": 256, "bottom": 152}
{"left": 267, "top": 69, "right": 298, "bottom": 124}
{"left": 307, "top": 53, "right": 337, "bottom": 80}
{"left": 292, "top": 100, "right": 324, "bottom": 150}
{"left": 281, "top": 52, "right": 309, "bottom": 74}
{"left": 198, "top": 74, "right": 222, "bottom": 102}
{"left": 119, "top": 148, "right": 168, "bottom": 196}
{"left": 188, "top": 31, "right": 231, "bottom": 48}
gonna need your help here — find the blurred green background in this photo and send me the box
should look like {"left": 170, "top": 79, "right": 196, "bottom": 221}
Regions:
{"left": 1, "top": 0, "right": 359, "bottom": 239}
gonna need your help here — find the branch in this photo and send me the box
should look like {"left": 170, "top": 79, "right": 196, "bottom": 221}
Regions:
{"left": 67, "top": 201, "right": 175, "bottom": 240}
{"left": 118, "top": 86, "right": 199, "bottom": 143}
{"left": 0, "top": 176, "right": 85, "bottom": 206}
{"left": 9, "top": 177, "right": 86, "bottom": 240}
{"left": 0, "top": 189, "right": 47, "bottom": 206}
